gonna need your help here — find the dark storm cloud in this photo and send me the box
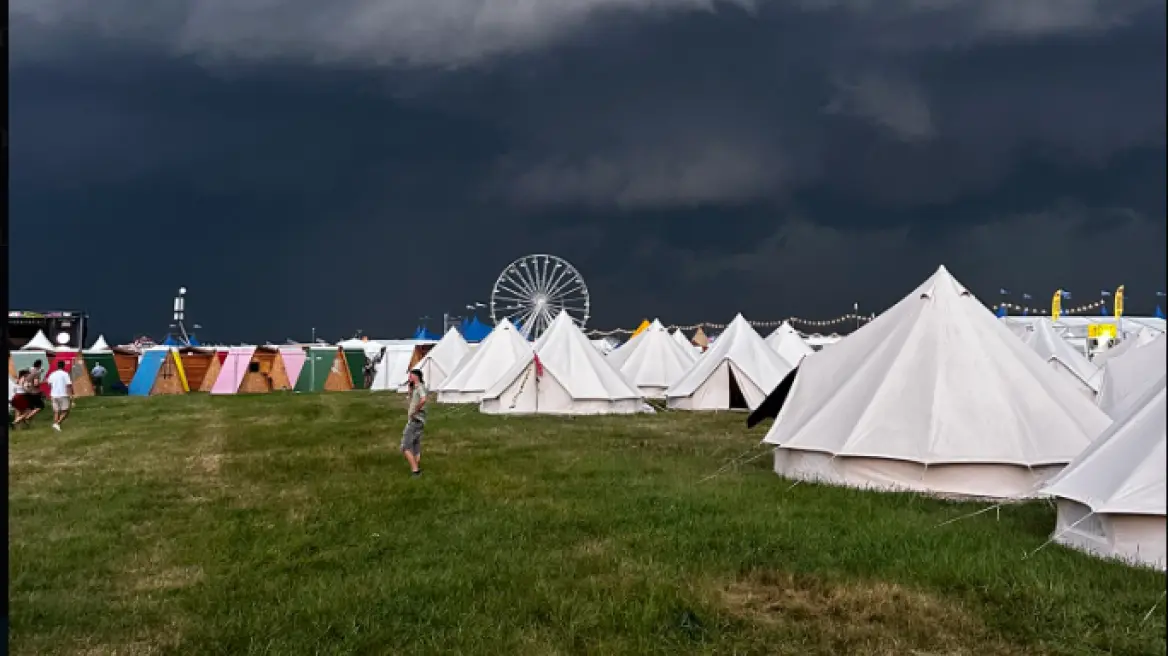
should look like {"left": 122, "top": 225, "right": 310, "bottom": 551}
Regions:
{"left": 8, "top": 0, "right": 1166, "bottom": 341}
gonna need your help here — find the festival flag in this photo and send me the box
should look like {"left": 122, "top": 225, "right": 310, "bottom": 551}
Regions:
{"left": 1051, "top": 290, "right": 1062, "bottom": 321}
{"left": 533, "top": 352, "right": 544, "bottom": 379}
{"left": 1114, "top": 285, "right": 1125, "bottom": 318}
{"left": 996, "top": 305, "right": 1007, "bottom": 318}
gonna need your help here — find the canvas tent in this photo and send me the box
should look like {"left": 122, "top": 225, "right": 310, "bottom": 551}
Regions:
{"left": 437, "top": 319, "right": 533, "bottom": 404}
{"left": 88, "top": 335, "right": 112, "bottom": 352}
{"left": 369, "top": 344, "right": 418, "bottom": 391}
{"left": 666, "top": 314, "right": 791, "bottom": 411}
{"left": 691, "top": 327, "right": 709, "bottom": 349}
{"left": 1095, "top": 334, "right": 1167, "bottom": 420}
{"left": 757, "top": 266, "right": 1111, "bottom": 499}
{"left": 607, "top": 319, "right": 696, "bottom": 399}
{"left": 1093, "top": 328, "right": 1160, "bottom": 367}
{"left": 128, "top": 348, "right": 189, "bottom": 396}
{"left": 480, "top": 312, "right": 642, "bottom": 415}
{"left": 1041, "top": 375, "right": 1166, "bottom": 569}
{"left": 1021, "top": 318, "right": 1100, "bottom": 399}
{"left": 411, "top": 328, "right": 471, "bottom": 391}
{"left": 765, "top": 321, "right": 814, "bottom": 369}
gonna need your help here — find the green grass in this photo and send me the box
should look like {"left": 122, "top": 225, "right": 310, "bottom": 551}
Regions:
{"left": 9, "top": 393, "right": 1166, "bottom": 655}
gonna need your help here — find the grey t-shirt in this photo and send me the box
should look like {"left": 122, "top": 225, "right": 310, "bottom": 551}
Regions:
{"left": 407, "top": 383, "right": 428, "bottom": 423}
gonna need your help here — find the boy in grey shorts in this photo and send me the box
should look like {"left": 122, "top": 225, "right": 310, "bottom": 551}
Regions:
{"left": 401, "top": 369, "right": 428, "bottom": 477}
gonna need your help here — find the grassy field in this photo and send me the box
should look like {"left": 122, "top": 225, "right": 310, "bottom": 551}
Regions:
{"left": 8, "top": 393, "right": 1166, "bottom": 655}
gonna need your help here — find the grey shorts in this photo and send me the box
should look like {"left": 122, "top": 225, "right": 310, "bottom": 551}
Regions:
{"left": 52, "top": 397, "right": 71, "bottom": 412}
{"left": 401, "top": 420, "right": 424, "bottom": 456}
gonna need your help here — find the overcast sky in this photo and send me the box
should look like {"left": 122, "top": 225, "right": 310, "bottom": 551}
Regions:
{"left": 9, "top": 0, "right": 1166, "bottom": 342}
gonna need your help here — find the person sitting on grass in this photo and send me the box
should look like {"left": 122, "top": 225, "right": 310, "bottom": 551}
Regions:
{"left": 401, "top": 368, "right": 428, "bottom": 477}
{"left": 47, "top": 361, "right": 75, "bottom": 432}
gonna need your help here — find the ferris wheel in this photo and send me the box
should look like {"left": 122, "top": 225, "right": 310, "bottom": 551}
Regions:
{"left": 490, "top": 254, "right": 590, "bottom": 339}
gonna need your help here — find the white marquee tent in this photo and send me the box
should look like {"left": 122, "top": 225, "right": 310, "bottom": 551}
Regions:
{"left": 481, "top": 312, "right": 642, "bottom": 415}
{"left": 666, "top": 314, "right": 792, "bottom": 411}
{"left": 1093, "top": 327, "right": 1161, "bottom": 367}
{"left": 411, "top": 328, "right": 471, "bottom": 391}
{"left": 765, "top": 321, "right": 814, "bottom": 369}
{"left": 762, "top": 265, "right": 1112, "bottom": 499}
{"left": 1095, "top": 333, "right": 1167, "bottom": 420}
{"left": 1041, "top": 375, "right": 1166, "bottom": 570}
{"left": 370, "top": 344, "right": 419, "bottom": 392}
{"left": 436, "top": 319, "right": 532, "bottom": 404}
{"left": 1021, "top": 318, "right": 1100, "bottom": 398}
{"left": 606, "top": 319, "right": 696, "bottom": 399}
{"left": 21, "top": 330, "right": 56, "bottom": 352}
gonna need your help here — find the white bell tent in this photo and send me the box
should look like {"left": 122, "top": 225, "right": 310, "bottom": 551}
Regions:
{"left": 761, "top": 265, "right": 1111, "bottom": 499}
{"left": 1041, "top": 375, "right": 1166, "bottom": 570}
{"left": 665, "top": 314, "right": 792, "bottom": 411}
{"left": 764, "top": 321, "right": 814, "bottom": 369}
{"left": 480, "top": 312, "right": 642, "bottom": 415}
{"left": 1021, "top": 318, "right": 1100, "bottom": 398}
{"left": 369, "top": 344, "right": 418, "bottom": 392}
{"left": 436, "top": 319, "right": 532, "bottom": 404}
{"left": 411, "top": 328, "right": 471, "bottom": 391}
{"left": 606, "top": 319, "right": 696, "bottom": 399}
{"left": 1095, "top": 333, "right": 1167, "bottom": 420}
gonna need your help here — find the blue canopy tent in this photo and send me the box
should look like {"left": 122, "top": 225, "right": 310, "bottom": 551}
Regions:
{"left": 459, "top": 316, "right": 492, "bottom": 343}
{"left": 412, "top": 325, "right": 440, "bottom": 341}
{"left": 1156, "top": 305, "right": 1165, "bottom": 319}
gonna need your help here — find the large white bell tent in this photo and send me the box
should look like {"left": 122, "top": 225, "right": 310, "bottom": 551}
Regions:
{"left": 436, "top": 319, "right": 532, "bottom": 404}
{"left": 665, "top": 314, "right": 792, "bottom": 411}
{"left": 606, "top": 319, "right": 696, "bottom": 399}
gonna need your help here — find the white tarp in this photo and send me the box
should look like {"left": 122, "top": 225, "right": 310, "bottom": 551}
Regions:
{"left": 436, "top": 319, "right": 532, "bottom": 404}
{"left": 606, "top": 319, "right": 696, "bottom": 399}
{"left": 763, "top": 265, "right": 1112, "bottom": 499}
{"left": 666, "top": 314, "right": 792, "bottom": 411}
{"left": 481, "top": 312, "right": 642, "bottom": 415}
{"left": 1041, "top": 376, "right": 1166, "bottom": 569}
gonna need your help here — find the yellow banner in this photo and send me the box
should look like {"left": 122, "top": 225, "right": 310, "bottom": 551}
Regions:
{"left": 1051, "top": 290, "right": 1062, "bottom": 321}
{"left": 1114, "top": 285, "right": 1125, "bottom": 318}
{"left": 1088, "top": 324, "right": 1118, "bottom": 340}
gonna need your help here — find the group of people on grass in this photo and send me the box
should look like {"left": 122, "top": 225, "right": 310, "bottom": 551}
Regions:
{"left": 8, "top": 355, "right": 429, "bottom": 477}
{"left": 10, "top": 359, "right": 75, "bottom": 431}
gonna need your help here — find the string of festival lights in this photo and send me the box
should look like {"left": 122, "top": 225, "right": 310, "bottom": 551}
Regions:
{"left": 583, "top": 296, "right": 1125, "bottom": 338}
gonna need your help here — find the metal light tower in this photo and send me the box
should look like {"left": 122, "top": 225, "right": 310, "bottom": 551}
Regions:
{"left": 173, "top": 287, "right": 190, "bottom": 346}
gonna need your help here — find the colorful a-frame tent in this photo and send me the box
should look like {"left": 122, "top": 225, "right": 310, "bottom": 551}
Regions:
{"left": 295, "top": 347, "right": 354, "bottom": 392}
{"left": 342, "top": 347, "right": 367, "bottom": 389}
{"left": 9, "top": 351, "right": 51, "bottom": 396}
{"left": 198, "top": 348, "right": 230, "bottom": 392}
{"left": 692, "top": 327, "right": 710, "bottom": 349}
{"left": 83, "top": 337, "right": 129, "bottom": 394}
{"left": 128, "top": 349, "right": 189, "bottom": 396}
{"left": 211, "top": 346, "right": 297, "bottom": 394}
{"left": 176, "top": 347, "right": 217, "bottom": 391}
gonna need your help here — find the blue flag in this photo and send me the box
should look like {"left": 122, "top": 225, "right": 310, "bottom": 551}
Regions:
{"left": 1100, "top": 290, "right": 1112, "bottom": 297}
{"left": 999, "top": 288, "right": 1010, "bottom": 295}
{"left": 996, "top": 305, "right": 1007, "bottom": 318}
{"left": 1061, "top": 291, "right": 1072, "bottom": 299}
{"left": 1022, "top": 293, "right": 1032, "bottom": 300}
{"left": 1100, "top": 304, "right": 1108, "bottom": 316}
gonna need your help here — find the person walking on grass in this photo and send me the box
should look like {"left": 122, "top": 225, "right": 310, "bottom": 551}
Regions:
{"left": 401, "top": 368, "right": 428, "bottom": 476}
{"left": 47, "top": 361, "right": 74, "bottom": 432}
{"left": 91, "top": 360, "right": 107, "bottom": 396}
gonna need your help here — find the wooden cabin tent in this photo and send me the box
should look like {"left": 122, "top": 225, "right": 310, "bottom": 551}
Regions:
{"left": 210, "top": 346, "right": 295, "bottom": 394}
{"left": 128, "top": 348, "right": 190, "bottom": 396}
{"left": 176, "top": 347, "right": 217, "bottom": 391}
{"left": 198, "top": 348, "right": 230, "bottom": 392}
{"left": 295, "top": 347, "right": 354, "bottom": 392}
